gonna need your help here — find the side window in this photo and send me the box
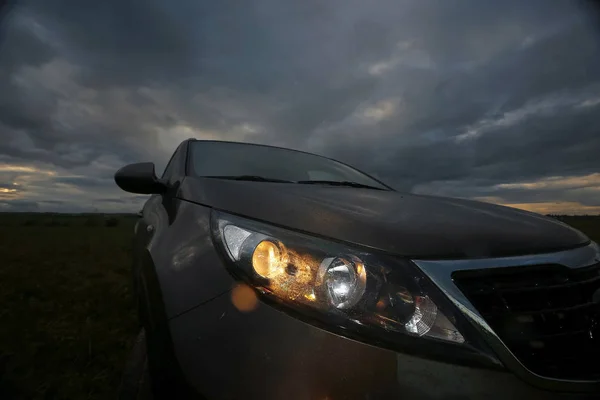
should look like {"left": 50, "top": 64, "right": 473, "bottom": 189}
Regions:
{"left": 161, "top": 155, "right": 177, "bottom": 179}
{"left": 161, "top": 145, "right": 182, "bottom": 179}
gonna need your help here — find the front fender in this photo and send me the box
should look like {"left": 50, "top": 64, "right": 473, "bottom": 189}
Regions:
{"left": 141, "top": 199, "right": 235, "bottom": 320}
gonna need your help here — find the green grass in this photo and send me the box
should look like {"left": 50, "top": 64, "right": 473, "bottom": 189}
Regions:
{"left": 554, "top": 216, "right": 600, "bottom": 243}
{"left": 0, "top": 214, "right": 139, "bottom": 399}
{"left": 0, "top": 213, "right": 598, "bottom": 399}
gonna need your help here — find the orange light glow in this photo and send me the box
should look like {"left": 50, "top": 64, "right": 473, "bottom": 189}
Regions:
{"left": 0, "top": 164, "right": 56, "bottom": 175}
{"left": 304, "top": 291, "right": 317, "bottom": 301}
{"left": 267, "top": 247, "right": 320, "bottom": 302}
{"left": 231, "top": 283, "right": 259, "bottom": 312}
{"left": 252, "top": 240, "right": 286, "bottom": 278}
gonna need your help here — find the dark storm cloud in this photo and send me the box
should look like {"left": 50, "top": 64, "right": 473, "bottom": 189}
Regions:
{"left": 1, "top": 0, "right": 600, "bottom": 212}
{"left": 0, "top": 199, "right": 39, "bottom": 212}
{"left": 52, "top": 176, "right": 113, "bottom": 187}
{"left": 371, "top": 94, "right": 600, "bottom": 189}
{"left": 0, "top": 182, "right": 18, "bottom": 190}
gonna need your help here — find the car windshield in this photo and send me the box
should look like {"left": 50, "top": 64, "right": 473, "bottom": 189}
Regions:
{"left": 188, "top": 141, "right": 389, "bottom": 189}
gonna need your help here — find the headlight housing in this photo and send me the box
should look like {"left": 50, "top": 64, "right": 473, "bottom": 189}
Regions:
{"left": 211, "top": 211, "right": 496, "bottom": 360}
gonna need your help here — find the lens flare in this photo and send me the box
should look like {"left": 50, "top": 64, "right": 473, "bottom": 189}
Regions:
{"left": 231, "top": 283, "right": 259, "bottom": 312}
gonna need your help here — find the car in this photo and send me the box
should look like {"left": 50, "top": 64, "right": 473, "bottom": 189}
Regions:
{"left": 114, "top": 139, "right": 600, "bottom": 400}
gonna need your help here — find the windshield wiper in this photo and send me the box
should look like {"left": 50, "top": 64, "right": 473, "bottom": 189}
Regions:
{"left": 202, "top": 175, "right": 295, "bottom": 183}
{"left": 202, "top": 176, "right": 387, "bottom": 190}
{"left": 296, "top": 180, "right": 387, "bottom": 190}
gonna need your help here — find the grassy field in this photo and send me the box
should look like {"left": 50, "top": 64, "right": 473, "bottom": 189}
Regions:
{"left": 0, "top": 213, "right": 598, "bottom": 399}
{"left": 0, "top": 213, "right": 139, "bottom": 399}
{"left": 550, "top": 215, "right": 600, "bottom": 242}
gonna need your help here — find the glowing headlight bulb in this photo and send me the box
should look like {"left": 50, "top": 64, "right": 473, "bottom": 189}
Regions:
{"left": 252, "top": 240, "right": 286, "bottom": 278}
{"left": 318, "top": 256, "right": 367, "bottom": 309}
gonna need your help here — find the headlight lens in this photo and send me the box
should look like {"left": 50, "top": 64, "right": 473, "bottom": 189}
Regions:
{"left": 212, "top": 211, "right": 465, "bottom": 344}
{"left": 317, "top": 255, "right": 366, "bottom": 309}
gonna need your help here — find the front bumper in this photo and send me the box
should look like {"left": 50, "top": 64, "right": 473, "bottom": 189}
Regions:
{"left": 168, "top": 291, "right": 599, "bottom": 400}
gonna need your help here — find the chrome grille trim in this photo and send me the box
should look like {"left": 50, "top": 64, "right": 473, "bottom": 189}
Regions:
{"left": 412, "top": 241, "right": 600, "bottom": 384}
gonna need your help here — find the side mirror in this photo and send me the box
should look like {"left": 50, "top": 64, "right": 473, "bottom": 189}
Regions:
{"left": 114, "top": 162, "right": 167, "bottom": 194}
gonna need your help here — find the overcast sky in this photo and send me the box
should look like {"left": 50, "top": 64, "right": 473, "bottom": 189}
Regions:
{"left": 1, "top": 0, "right": 600, "bottom": 214}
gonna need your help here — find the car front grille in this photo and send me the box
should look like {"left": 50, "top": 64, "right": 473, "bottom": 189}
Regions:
{"left": 452, "top": 262, "right": 600, "bottom": 380}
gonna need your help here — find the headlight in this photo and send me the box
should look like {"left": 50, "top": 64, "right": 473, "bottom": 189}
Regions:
{"left": 211, "top": 211, "right": 465, "bottom": 345}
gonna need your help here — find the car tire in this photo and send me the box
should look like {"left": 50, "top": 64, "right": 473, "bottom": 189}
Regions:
{"left": 118, "top": 329, "right": 154, "bottom": 400}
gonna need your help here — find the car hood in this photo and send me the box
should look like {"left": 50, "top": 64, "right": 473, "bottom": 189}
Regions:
{"left": 178, "top": 177, "right": 589, "bottom": 259}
